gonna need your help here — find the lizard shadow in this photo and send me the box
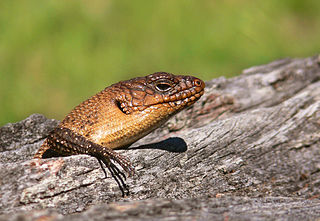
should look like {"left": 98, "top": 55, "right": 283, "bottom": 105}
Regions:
{"left": 41, "top": 137, "right": 187, "bottom": 158}
{"left": 124, "top": 137, "right": 187, "bottom": 153}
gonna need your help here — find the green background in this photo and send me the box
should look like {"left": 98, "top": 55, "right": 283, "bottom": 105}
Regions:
{"left": 1, "top": 0, "right": 320, "bottom": 126}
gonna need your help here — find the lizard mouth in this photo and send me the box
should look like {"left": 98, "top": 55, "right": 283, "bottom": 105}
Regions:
{"left": 116, "top": 88, "right": 204, "bottom": 114}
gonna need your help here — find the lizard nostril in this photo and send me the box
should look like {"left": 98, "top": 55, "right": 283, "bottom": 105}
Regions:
{"left": 194, "top": 79, "right": 202, "bottom": 87}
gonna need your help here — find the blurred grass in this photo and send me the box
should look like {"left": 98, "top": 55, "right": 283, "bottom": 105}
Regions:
{"left": 1, "top": 0, "right": 320, "bottom": 125}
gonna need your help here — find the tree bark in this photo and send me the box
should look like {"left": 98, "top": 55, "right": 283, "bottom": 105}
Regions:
{"left": 1, "top": 55, "right": 320, "bottom": 220}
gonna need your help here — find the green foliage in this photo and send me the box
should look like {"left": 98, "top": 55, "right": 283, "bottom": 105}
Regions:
{"left": 1, "top": 0, "right": 320, "bottom": 125}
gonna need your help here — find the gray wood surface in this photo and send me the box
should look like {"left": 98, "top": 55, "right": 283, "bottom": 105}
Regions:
{"left": 1, "top": 55, "right": 320, "bottom": 220}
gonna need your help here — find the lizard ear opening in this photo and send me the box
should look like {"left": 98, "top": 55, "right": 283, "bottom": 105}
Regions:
{"left": 115, "top": 100, "right": 128, "bottom": 114}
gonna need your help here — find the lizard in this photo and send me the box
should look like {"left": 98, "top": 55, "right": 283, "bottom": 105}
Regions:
{"left": 34, "top": 72, "right": 205, "bottom": 195}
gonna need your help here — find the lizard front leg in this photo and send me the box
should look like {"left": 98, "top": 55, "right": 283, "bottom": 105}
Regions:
{"left": 34, "top": 126, "right": 134, "bottom": 196}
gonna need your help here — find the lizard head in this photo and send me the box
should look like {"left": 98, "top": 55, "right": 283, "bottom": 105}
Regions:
{"left": 115, "top": 72, "right": 205, "bottom": 115}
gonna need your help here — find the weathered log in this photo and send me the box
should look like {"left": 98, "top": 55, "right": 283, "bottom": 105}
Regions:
{"left": 0, "top": 55, "right": 319, "bottom": 220}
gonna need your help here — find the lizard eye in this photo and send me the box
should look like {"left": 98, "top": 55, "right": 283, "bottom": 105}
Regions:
{"left": 155, "top": 81, "right": 172, "bottom": 92}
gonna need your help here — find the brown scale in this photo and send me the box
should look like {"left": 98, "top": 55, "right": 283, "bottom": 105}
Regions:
{"left": 34, "top": 72, "right": 205, "bottom": 195}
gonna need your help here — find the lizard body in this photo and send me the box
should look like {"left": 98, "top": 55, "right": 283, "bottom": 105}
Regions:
{"left": 34, "top": 72, "right": 205, "bottom": 194}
